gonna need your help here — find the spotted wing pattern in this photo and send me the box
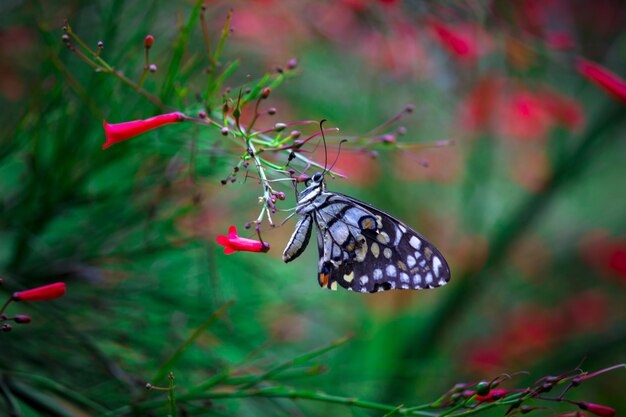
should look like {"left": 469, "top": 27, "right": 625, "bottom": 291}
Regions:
{"left": 312, "top": 193, "right": 451, "bottom": 293}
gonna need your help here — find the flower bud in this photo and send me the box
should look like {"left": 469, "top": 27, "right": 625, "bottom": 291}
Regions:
{"left": 2, "top": 323, "right": 12, "bottom": 332}
{"left": 475, "top": 382, "right": 490, "bottom": 396}
{"left": 578, "top": 402, "right": 616, "bottom": 417}
{"left": 12, "top": 282, "right": 66, "bottom": 302}
{"left": 267, "top": 107, "right": 277, "bottom": 115}
{"left": 14, "top": 315, "right": 31, "bottom": 324}
{"left": 287, "top": 58, "right": 298, "bottom": 70}
{"left": 62, "top": 34, "right": 70, "bottom": 43}
{"left": 198, "top": 111, "right": 207, "bottom": 118}
{"left": 261, "top": 87, "right": 271, "bottom": 99}
{"left": 221, "top": 127, "right": 229, "bottom": 136}
{"left": 289, "top": 130, "right": 301, "bottom": 139}
{"left": 144, "top": 35, "right": 154, "bottom": 49}
{"left": 148, "top": 64, "right": 157, "bottom": 72}
{"left": 97, "top": 40, "right": 104, "bottom": 49}
{"left": 405, "top": 104, "right": 415, "bottom": 113}
{"left": 274, "top": 123, "right": 286, "bottom": 132}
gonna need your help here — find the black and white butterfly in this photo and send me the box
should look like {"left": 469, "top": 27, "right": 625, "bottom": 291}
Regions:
{"left": 282, "top": 172, "right": 451, "bottom": 293}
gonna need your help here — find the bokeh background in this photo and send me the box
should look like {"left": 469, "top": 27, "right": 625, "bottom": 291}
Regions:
{"left": 1, "top": 0, "right": 626, "bottom": 416}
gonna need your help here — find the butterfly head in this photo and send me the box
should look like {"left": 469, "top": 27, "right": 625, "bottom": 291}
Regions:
{"left": 296, "top": 172, "right": 326, "bottom": 212}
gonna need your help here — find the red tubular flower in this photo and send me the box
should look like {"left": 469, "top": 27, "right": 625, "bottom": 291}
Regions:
{"left": 474, "top": 389, "right": 508, "bottom": 402}
{"left": 12, "top": 282, "right": 66, "bottom": 302}
{"left": 578, "top": 402, "right": 616, "bottom": 417}
{"left": 577, "top": 58, "right": 626, "bottom": 105}
{"left": 428, "top": 20, "right": 478, "bottom": 60}
{"left": 216, "top": 226, "right": 270, "bottom": 254}
{"left": 102, "top": 112, "right": 186, "bottom": 149}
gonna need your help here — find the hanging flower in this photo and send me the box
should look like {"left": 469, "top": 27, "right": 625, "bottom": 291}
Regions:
{"left": 102, "top": 112, "right": 187, "bottom": 149}
{"left": 12, "top": 282, "right": 66, "bottom": 302}
{"left": 216, "top": 225, "right": 270, "bottom": 254}
{"left": 577, "top": 58, "right": 626, "bottom": 105}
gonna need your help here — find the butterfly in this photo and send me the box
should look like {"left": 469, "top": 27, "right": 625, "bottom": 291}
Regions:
{"left": 282, "top": 172, "right": 451, "bottom": 292}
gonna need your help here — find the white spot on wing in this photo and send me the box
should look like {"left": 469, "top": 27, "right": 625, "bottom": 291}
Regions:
{"left": 432, "top": 256, "right": 442, "bottom": 277}
{"left": 386, "top": 265, "right": 397, "bottom": 277}
{"left": 377, "top": 232, "right": 390, "bottom": 245}
{"left": 409, "top": 236, "right": 421, "bottom": 250}
{"left": 401, "top": 284, "right": 409, "bottom": 289}
{"left": 400, "top": 272, "right": 410, "bottom": 283}
{"left": 344, "top": 272, "right": 354, "bottom": 283}
{"left": 406, "top": 255, "right": 416, "bottom": 268}
{"left": 383, "top": 248, "right": 392, "bottom": 259}
{"left": 399, "top": 224, "right": 407, "bottom": 233}
{"left": 373, "top": 269, "right": 383, "bottom": 281}
{"left": 425, "top": 273, "right": 433, "bottom": 285}
{"left": 413, "top": 274, "right": 422, "bottom": 287}
{"left": 360, "top": 275, "right": 369, "bottom": 285}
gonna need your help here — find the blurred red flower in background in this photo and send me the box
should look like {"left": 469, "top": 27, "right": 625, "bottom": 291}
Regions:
{"left": 579, "top": 230, "right": 626, "bottom": 286}
{"left": 467, "top": 290, "right": 610, "bottom": 374}
{"left": 577, "top": 58, "right": 626, "bottom": 105}
{"left": 459, "top": 77, "right": 584, "bottom": 141}
{"left": 427, "top": 20, "right": 489, "bottom": 61}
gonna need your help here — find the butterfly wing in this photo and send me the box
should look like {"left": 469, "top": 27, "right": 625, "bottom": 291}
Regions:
{"left": 313, "top": 193, "right": 451, "bottom": 293}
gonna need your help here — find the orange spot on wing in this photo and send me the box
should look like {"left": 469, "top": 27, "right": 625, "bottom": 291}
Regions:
{"left": 319, "top": 272, "right": 330, "bottom": 288}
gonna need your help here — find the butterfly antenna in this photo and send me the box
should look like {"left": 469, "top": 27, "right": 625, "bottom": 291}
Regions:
{"left": 319, "top": 119, "right": 328, "bottom": 175}
{"left": 327, "top": 139, "right": 348, "bottom": 176}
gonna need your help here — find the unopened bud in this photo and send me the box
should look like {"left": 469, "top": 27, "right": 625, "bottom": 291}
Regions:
{"left": 276, "top": 66, "right": 284, "bottom": 74}
{"left": 144, "top": 35, "right": 154, "bottom": 49}
{"left": 397, "top": 126, "right": 407, "bottom": 135}
{"left": 405, "top": 104, "right": 415, "bottom": 113}
{"left": 274, "top": 123, "right": 286, "bottom": 132}
{"left": 62, "top": 34, "right": 70, "bottom": 43}
{"left": 261, "top": 87, "right": 271, "bottom": 99}
{"left": 198, "top": 111, "right": 207, "bottom": 118}
{"left": 274, "top": 191, "right": 286, "bottom": 200}
{"left": 287, "top": 58, "right": 298, "bottom": 70}
{"left": 289, "top": 130, "right": 301, "bottom": 139}
{"left": 578, "top": 402, "right": 616, "bottom": 417}
{"left": 222, "top": 102, "right": 230, "bottom": 114}
{"left": 145, "top": 383, "right": 153, "bottom": 390}
{"left": 148, "top": 64, "right": 157, "bottom": 72}
{"left": 2, "top": 323, "right": 12, "bottom": 332}
{"left": 221, "top": 127, "right": 229, "bottom": 136}
{"left": 97, "top": 40, "right": 104, "bottom": 49}
{"left": 267, "top": 107, "right": 277, "bottom": 115}
{"left": 14, "top": 315, "right": 31, "bottom": 324}
{"left": 475, "top": 382, "right": 490, "bottom": 396}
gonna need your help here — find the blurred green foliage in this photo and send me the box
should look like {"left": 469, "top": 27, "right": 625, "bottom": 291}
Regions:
{"left": 1, "top": 1, "right": 625, "bottom": 416}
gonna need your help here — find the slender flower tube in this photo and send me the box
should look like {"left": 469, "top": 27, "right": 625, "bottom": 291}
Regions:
{"left": 102, "top": 112, "right": 186, "bottom": 149}
{"left": 12, "top": 282, "right": 66, "bottom": 302}
{"left": 577, "top": 58, "right": 626, "bottom": 105}
{"left": 216, "top": 226, "right": 270, "bottom": 254}
{"left": 578, "top": 402, "right": 616, "bottom": 417}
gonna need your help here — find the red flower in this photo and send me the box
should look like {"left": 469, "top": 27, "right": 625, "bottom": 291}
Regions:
{"left": 578, "top": 402, "right": 616, "bottom": 417}
{"left": 577, "top": 58, "right": 626, "bottom": 105}
{"left": 428, "top": 20, "right": 487, "bottom": 61}
{"left": 474, "top": 389, "right": 508, "bottom": 402}
{"left": 12, "top": 282, "right": 66, "bottom": 302}
{"left": 216, "top": 226, "right": 270, "bottom": 254}
{"left": 102, "top": 112, "right": 186, "bottom": 149}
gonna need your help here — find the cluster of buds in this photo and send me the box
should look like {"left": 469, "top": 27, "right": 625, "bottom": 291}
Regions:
{"left": 430, "top": 365, "right": 621, "bottom": 417}
{"left": 65, "top": 13, "right": 451, "bottom": 257}
{"left": 0, "top": 279, "right": 67, "bottom": 332}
